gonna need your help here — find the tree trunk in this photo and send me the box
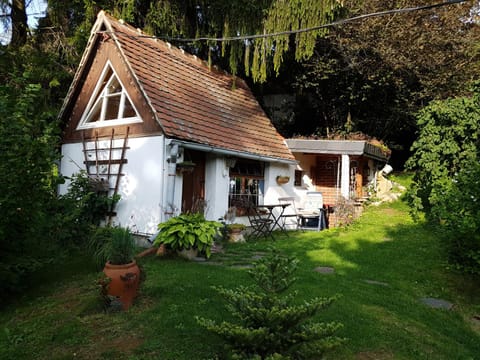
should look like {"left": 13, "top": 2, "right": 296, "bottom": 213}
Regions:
{"left": 10, "top": 0, "right": 28, "bottom": 47}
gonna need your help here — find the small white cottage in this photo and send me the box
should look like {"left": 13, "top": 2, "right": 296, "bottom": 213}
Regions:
{"left": 58, "top": 11, "right": 296, "bottom": 235}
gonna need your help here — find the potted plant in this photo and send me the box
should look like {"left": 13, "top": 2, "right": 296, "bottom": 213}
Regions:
{"left": 226, "top": 223, "right": 246, "bottom": 243}
{"left": 90, "top": 227, "right": 140, "bottom": 310}
{"left": 154, "top": 213, "right": 222, "bottom": 259}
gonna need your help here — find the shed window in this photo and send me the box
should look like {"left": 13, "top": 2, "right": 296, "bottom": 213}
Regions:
{"left": 228, "top": 160, "right": 265, "bottom": 214}
{"left": 77, "top": 62, "right": 141, "bottom": 129}
{"left": 294, "top": 170, "right": 302, "bottom": 186}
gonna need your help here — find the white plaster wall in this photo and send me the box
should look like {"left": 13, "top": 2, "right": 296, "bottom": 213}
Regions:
{"left": 292, "top": 152, "right": 316, "bottom": 187}
{"left": 58, "top": 142, "right": 85, "bottom": 191}
{"left": 59, "top": 136, "right": 165, "bottom": 235}
{"left": 60, "top": 139, "right": 299, "bottom": 232}
{"left": 264, "top": 162, "right": 295, "bottom": 203}
{"left": 172, "top": 166, "right": 183, "bottom": 217}
{"left": 286, "top": 153, "right": 316, "bottom": 205}
{"left": 204, "top": 154, "right": 230, "bottom": 221}
{"left": 263, "top": 162, "right": 296, "bottom": 227}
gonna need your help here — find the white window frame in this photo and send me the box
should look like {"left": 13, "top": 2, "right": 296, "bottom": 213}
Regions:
{"left": 77, "top": 61, "right": 142, "bottom": 129}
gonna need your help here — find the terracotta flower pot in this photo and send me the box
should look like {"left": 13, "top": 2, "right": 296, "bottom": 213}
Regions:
{"left": 228, "top": 228, "right": 245, "bottom": 243}
{"left": 103, "top": 260, "right": 140, "bottom": 310}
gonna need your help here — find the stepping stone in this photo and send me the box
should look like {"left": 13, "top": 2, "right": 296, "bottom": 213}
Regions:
{"left": 314, "top": 266, "right": 335, "bottom": 274}
{"left": 251, "top": 255, "right": 264, "bottom": 260}
{"left": 364, "top": 279, "right": 389, "bottom": 287}
{"left": 198, "top": 261, "right": 223, "bottom": 266}
{"left": 211, "top": 243, "right": 224, "bottom": 254}
{"left": 192, "top": 256, "right": 207, "bottom": 262}
{"left": 420, "top": 297, "right": 453, "bottom": 310}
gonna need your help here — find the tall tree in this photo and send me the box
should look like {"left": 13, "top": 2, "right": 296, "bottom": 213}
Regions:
{"left": 265, "top": 0, "right": 480, "bottom": 166}
{"left": 10, "top": 0, "right": 27, "bottom": 46}
{"left": 0, "top": 0, "right": 28, "bottom": 47}
{"left": 335, "top": 0, "right": 480, "bottom": 102}
{"left": 42, "top": 0, "right": 344, "bottom": 82}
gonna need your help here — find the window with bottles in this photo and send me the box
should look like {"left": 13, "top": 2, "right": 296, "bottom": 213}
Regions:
{"left": 228, "top": 160, "right": 265, "bottom": 214}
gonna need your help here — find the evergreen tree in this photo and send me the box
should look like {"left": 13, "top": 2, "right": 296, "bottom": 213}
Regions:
{"left": 196, "top": 250, "right": 345, "bottom": 359}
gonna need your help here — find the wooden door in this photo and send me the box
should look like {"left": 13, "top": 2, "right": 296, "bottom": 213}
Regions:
{"left": 181, "top": 150, "right": 206, "bottom": 213}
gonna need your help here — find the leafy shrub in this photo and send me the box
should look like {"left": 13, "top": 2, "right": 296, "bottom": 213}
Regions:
{"left": 0, "top": 256, "right": 45, "bottom": 305}
{"left": 0, "top": 84, "right": 59, "bottom": 249}
{"left": 406, "top": 89, "right": 480, "bottom": 274}
{"left": 52, "top": 171, "right": 121, "bottom": 247}
{"left": 432, "top": 161, "right": 480, "bottom": 274}
{"left": 154, "top": 213, "right": 222, "bottom": 258}
{"left": 196, "top": 249, "right": 345, "bottom": 359}
{"left": 0, "top": 83, "right": 60, "bottom": 301}
{"left": 406, "top": 96, "right": 480, "bottom": 220}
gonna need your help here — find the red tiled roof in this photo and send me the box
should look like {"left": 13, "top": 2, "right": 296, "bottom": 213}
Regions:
{"left": 100, "top": 12, "right": 294, "bottom": 162}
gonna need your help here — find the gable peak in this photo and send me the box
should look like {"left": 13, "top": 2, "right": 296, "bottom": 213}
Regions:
{"left": 77, "top": 61, "right": 142, "bottom": 130}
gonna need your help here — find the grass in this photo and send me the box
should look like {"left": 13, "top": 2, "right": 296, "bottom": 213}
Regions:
{"left": 1, "top": 193, "right": 479, "bottom": 359}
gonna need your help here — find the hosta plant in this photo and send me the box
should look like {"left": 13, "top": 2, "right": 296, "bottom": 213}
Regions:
{"left": 154, "top": 213, "right": 222, "bottom": 258}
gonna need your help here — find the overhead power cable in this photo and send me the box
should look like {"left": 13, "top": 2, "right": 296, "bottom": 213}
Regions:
{"left": 139, "top": 0, "right": 466, "bottom": 43}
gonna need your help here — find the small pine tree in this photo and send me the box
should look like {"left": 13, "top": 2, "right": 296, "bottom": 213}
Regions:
{"left": 196, "top": 249, "right": 345, "bottom": 359}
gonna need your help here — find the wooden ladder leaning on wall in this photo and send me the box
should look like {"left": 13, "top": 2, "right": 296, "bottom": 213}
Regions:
{"left": 82, "top": 127, "right": 130, "bottom": 224}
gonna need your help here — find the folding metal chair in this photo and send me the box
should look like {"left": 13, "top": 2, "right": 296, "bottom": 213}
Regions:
{"left": 244, "top": 201, "right": 274, "bottom": 240}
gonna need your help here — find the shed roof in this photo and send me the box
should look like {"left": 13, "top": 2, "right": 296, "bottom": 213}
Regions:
{"left": 60, "top": 11, "right": 295, "bottom": 163}
{"left": 285, "top": 139, "right": 390, "bottom": 162}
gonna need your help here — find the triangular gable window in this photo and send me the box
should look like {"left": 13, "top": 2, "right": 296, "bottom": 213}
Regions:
{"left": 77, "top": 62, "right": 142, "bottom": 129}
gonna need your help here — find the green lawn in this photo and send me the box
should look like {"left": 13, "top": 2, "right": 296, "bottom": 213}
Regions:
{"left": 1, "top": 195, "right": 479, "bottom": 359}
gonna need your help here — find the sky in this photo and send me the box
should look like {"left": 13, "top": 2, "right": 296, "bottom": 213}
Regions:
{"left": 0, "top": 0, "right": 47, "bottom": 45}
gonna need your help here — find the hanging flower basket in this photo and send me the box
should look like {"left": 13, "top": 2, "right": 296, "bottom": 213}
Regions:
{"left": 276, "top": 175, "right": 290, "bottom": 185}
{"left": 176, "top": 161, "right": 196, "bottom": 174}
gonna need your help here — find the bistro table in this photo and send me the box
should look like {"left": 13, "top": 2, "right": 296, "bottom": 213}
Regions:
{"left": 257, "top": 203, "right": 290, "bottom": 237}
